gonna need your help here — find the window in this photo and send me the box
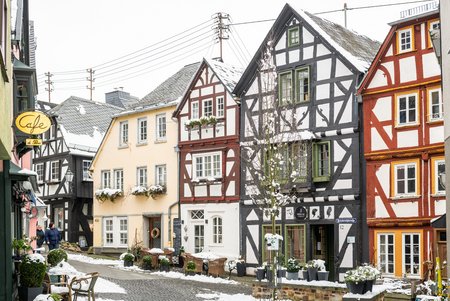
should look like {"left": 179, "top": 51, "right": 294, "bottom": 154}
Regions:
{"left": 432, "top": 158, "right": 445, "bottom": 195}
{"left": 288, "top": 27, "right": 300, "bottom": 47}
{"left": 191, "top": 102, "right": 199, "bottom": 119}
{"left": 35, "top": 163, "right": 44, "bottom": 183}
{"left": 114, "top": 169, "right": 124, "bottom": 190}
{"left": 137, "top": 118, "right": 147, "bottom": 144}
{"left": 397, "top": 27, "right": 413, "bottom": 53}
{"left": 216, "top": 97, "right": 224, "bottom": 118}
{"left": 378, "top": 233, "right": 394, "bottom": 274}
{"left": 203, "top": 99, "right": 213, "bottom": 117}
{"left": 428, "top": 88, "right": 443, "bottom": 121}
{"left": 193, "top": 152, "right": 222, "bottom": 179}
{"left": 82, "top": 160, "right": 92, "bottom": 181}
{"left": 296, "top": 67, "right": 310, "bottom": 102}
{"left": 279, "top": 72, "right": 292, "bottom": 104}
{"left": 155, "top": 165, "right": 166, "bottom": 187}
{"left": 191, "top": 210, "right": 204, "bottom": 220}
{"left": 101, "top": 170, "right": 111, "bottom": 188}
{"left": 313, "top": 141, "right": 331, "bottom": 182}
{"left": 212, "top": 216, "right": 223, "bottom": 244}
{"left": 50, "top": 161, "right": 60, "bottom": 181}
{"left": 285, "top": 225, "right": 306, "bottom": 263}
{"left": 396, "top": 92, "right": 418, "bottom": 126}
{"left": 274, "top": 142, "right": 309, "bottom": 183}
{"left": 103, "top": 217, "right": 128, "bottom": 247}
{"left": 137, "top": 167, "right": 147, "bottom": 187}
{"left": 392, "top": 161, "right": 418, "bottom": 197}
{"left": 428, "top": 19, "right": 440, "bottom": 48}
{"left": 194, "top": 225, "right": 204, "bottom": 253}
{"left": 156, "top": 114, "right": 166, "bottom": 140}
{"left": 119, "top": 121, "right": 128, "bottom": 146}
{"left": 403, "top": 233, "right": 420, "bottom": 276}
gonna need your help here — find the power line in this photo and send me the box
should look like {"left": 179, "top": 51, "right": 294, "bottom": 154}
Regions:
{"left": 314, "top": 0, "right": 435, "bottom": 15}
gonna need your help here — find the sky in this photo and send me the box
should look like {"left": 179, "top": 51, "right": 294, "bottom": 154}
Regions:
{"left": 29, "top": 0, "right": 437, "bottom": 104}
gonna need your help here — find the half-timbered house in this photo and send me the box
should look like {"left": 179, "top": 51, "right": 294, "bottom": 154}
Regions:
{"left": 357, "top": 4, "right": 443, "bottom": 278}
{"left": 33, "top": 97, "right": 123, "bottom": 247}
{"left": 173, "top": 58, "right": 242, "bottom": 257}
{"left": 233, "top": 4, "right": 380, "bottom": 280}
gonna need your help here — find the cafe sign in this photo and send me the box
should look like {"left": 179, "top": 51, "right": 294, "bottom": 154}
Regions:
{"left": 15, "top": 111, "right": 51, "bottom": 135}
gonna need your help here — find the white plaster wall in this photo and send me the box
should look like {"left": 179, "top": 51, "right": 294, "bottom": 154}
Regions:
{"left": 383, "top": 126, "right": 393, "bottom": 140}
{"left": 190, "top": 129, "right": 199, "bottom": 140}
{"left": 216, "top": 123, "right": 225, "bottom": 137}
{"left": 194, "top": 185, "right": 207, "bottom": 196}
{"left": 399, "top": 57, "right": 417, "bottom": 83}
{"left": 191, "top": 90, "right": 199, "bottom": 98}
{"left": 376, "top": 164, "right": 390, "bottom": 199}
{"left": 289, "top": 50, "right": 299, "bottom": 63}
{"left": 397, "top": 130, "right": 418, "bottom": 148}
{"left": 216, "top": 85, "right": 224, "bottom": 94}
{"left": 303, "top": 28, "right": 314, "bottom": 44}
{"left": 430, "top": 126, "right": 445, "bottom": 144}
{"left": 226, "top": 181, "right": 235, "bottom": 196}
{"left": 316, "top": 59, "right": 332, "bottom": 81}
{"left": 247, "top": 78, "right": 259, "bottom": 95}
{"left": 422, "top": 52, "right": 441, "bottom": 78}
{"left": 435, "top": 199, "right": 446, "bottom": 215}
{"left": 334, "top": 84, "right": 344, "bottom": 97}
{"left": 375, "top": 196, "right": 389, "bottom": 218}
{"left": 316, "top": 103, "right": 329, "bottom": 127}
{"left": 316, "top": 44, "right": 331, "bottom": 56}
{"left": 372, "top": 96, "right": 392, "bottom": 122}
{"left": 184, "top": 183, "right": 192, "bottom": 198}
{"left": 247, "top": 225, "right": 259, "bottom": 264}
{"left": 333, "top": 179, "right": 352, "bottom": 190}
{"left": 303, "top": 46, "right": 314, "bottom": 60}
{"left": 420, "top": 23, "right": 426, "bottom": 50}
{"left": 334, "top": 140, "right": 345, "bottom": 162}
{"left": 180, "top": 116, "right": 189, "bottom": 141}
{"left": 210, "top": 184, "right": 221, "bottom": 196}
{"left": 391, "top": 201, "right": 418, "bottom": 217}
{"left": 339, "top": 97, "right": 352, "bottom": 124}
{"left": 368, "top": 69, "right": 388, "bottom": 89}
{"left": 275, "top": 32, "right": 286, "bottom": 51}
{"left": 276, "top": 53, "right": 286, "bottom": 66}
{"left": 371, "top": 128, "right": 388, "bottom": 151}
{"left": 226, "top": 107, "right": 236, "bottom": 136}
{"left": 295, "top": 106, "right": 309, "bottom": 129}
{"left": 386, "top": 44, "right": 393, "bottom": 57}
{"left": 335, "top": 60, "right": 352, "bottom": 77}
{"left": 316, "top": 83, "right": 330, "bottom": 100}
{"left": 201, "top": 127, "right": 213, "bottom": 139}
{"left": 201, "top": 86, "right": 213, "bottom": 97}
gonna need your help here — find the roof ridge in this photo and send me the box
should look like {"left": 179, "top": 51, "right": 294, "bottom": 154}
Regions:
{"left": 67, "top": 95, "right": 124, "bottom": 110}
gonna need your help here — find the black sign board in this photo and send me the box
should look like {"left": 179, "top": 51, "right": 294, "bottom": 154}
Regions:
{"left": 295, "top": 206, "right": 307, "bottom": 220}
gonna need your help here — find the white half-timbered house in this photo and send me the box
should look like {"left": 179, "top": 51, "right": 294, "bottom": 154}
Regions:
{"left": 233, "top": 4, "right": 380, "bottom": 280}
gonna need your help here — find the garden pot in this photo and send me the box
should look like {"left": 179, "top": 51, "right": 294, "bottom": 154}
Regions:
{"left": 317, "top": 271, "right": 329, "bottom": 281}
{"left": 236, "top": 262, "right": 246, "bottom": 277}
{"left": 286, "top": 271, "right": 299, "bottom": 280}
{"left": 178, "top": 255, "right": 184, "bottom": 268}
{"left": 18, "top": 286, "right": 43, "bottom": 301}
{"left": 160, "top": 265, "right": 170, "bottom": 272}
{"left": 124, "top": 260, "right": 133, "bottom": 267}
{"left": 186, "top": 270, "right": 195, "bottom": 276}
{"left": 266, "top": 269, "right": 273, "bottom": 282}
{"left": 307, "top": 267, "right": 318, "bottom": 281}
{"left": 347, "top": 281, "right": 365, "bottom": 294}
{"left": 302, "top": 270, "right": 309, "bottom": 281}
{"left": 277, "top": 269, "right": 286, "bottom": 278}
{"left": 142, "top": 262, "right": 152, "bottom": 270}
{"left": 364, "top": 279, "right": 374, "bottom": 293}
{"left": 256, "top": 268, "right": 265, "bottom": 281}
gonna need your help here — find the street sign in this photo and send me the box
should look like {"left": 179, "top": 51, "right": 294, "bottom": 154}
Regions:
{"left": 26, "top": 138, "right": 42, "bottom": 146}
{"left": 336, "top": 218, "right": 357, "bottom": 224}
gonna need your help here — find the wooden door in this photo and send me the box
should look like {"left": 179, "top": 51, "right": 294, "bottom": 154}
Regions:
{"left": 149, "top": 216, "right": 161, "bottom": 249}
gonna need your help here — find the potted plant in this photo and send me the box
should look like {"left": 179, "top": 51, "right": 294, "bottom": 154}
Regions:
{"left": 18, "top": 254, "right": 47, "bottom": 301}
{"left": 120, "top": 252, "right": 134, "bottom": 267}
{"left": 276, "top": 254, "right": 286, "bottom": 278}
{"left": 301, "top": 266, "right": 309, "bottom": 281}
{"left": 185, "top": 260, "right": 196, "bottom": 276}
{"left": 12, "top": 237, "right": 32, "bottom": 260}
{"left": 344, "top": 268, "right": 366, "bottom": 294}
{"left": 160, "top": 256, "right": 170, "bottom": 272}
{"left": 286, "top": 258, "right": 301, "bottom": 280}
{"left": 47, "top": 249, "right": 68, "bottom": 267}
{"left": 361, "top": 264, "right": 380, "bottom": 293}
{"left": 265, "top": 265, "right": 273, "bottom": 283}
{"left": 141, "top": 255, "right": 152, "bottom": 270}
{"left": 305, "top": 260, "right": 319, "bottom": 281}
{"left": 315, "top": 259, "right": 329, "bottom": 281}
{"left": 255, "top": 265, "right": 266, "bottom": 281}
{"left": 236, "top": 257, "right": 246, "bottom": 277}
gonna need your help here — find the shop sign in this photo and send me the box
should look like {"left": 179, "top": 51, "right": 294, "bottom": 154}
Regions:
{"left": 15, "top": 111, "right": 51, "bottom": 135}
{"left": 294, "top": 206, "right": 308, "bottom": 220}
{"left": 336, "top": 218, "right": 357, "bottom": 224}
{"left": 26, "top": 138, "right": 42, "bottom": 146}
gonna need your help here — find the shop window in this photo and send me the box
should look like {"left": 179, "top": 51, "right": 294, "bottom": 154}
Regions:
{"left": 285, "top": 225, "right": 306, "bottom": 264}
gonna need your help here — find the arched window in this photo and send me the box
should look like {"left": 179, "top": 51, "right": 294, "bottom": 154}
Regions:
{"left": 212, "top": 216, "right": 223, "bottom": 244}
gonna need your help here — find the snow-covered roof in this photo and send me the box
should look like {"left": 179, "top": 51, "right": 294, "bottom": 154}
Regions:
{"left": 206, "top": 59, "right": 243, "bottom": 94}
{"left": 48, "top": 96, "right": 123, "bottom": 154}
{"left": 35, "top": 100, "right": 57, "bottom": 112}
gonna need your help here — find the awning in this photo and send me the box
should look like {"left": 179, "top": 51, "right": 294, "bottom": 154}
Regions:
{"left": 431, "top": 214, "right": 446, "bottom": 228}
{"left": 9, "top": 162, "right": 39, "bottom": 192}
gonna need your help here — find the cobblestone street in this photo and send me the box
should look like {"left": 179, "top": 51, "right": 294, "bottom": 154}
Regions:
{"left": 70, "top": 260, "right": 253, "bottom": 301}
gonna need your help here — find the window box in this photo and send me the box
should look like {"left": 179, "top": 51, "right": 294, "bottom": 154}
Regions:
{"left": 95, "top": 188, "right": 123, "bottom": 203}
{"left": 185, "top": 115, "right": 218, "bottom": 129}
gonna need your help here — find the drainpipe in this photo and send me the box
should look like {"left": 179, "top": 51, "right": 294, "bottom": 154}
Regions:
{"left": 170, "top": 116, "right": 181, "bottom": 249}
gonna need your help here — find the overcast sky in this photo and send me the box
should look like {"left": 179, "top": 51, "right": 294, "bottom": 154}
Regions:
{"left": 29, "top": 0, "right": 437, "bottom": 104}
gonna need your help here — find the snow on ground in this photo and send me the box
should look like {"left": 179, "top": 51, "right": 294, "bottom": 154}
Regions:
{"left": 151, "top": 271, "right": 239, "bottom": 285}
{"left": 196, "top": 293, "right": 258, "bottom": 301}
{"left": 68, "top": 253, "right": 121, "bottom": 266}
{"left": 279, "top": 278, "right": 347, "bottom": 288}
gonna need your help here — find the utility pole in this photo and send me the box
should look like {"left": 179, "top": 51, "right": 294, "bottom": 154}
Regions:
{"left": 44, "top": 72, "right": 53, "bottom": 102}
{"left": 214, "top": 12, "right": 230, "bottom": 61}
{"left": 344, "top": 3, "right": 348, "bottom": 28}
{"left": 86, "top": 68, "right": 95, "bottom": 101}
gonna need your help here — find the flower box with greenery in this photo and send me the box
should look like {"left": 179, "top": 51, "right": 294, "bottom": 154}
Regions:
{"left": 18, "top": 254, "right": 47, "bottom": 301}
{"left": 148, "top": 185, "right": 166, "bottom": 199}
{"left": 120, "top": 252, "right": 135, "bottom": 267}
{"left": 131, "top": 186, "right": 150, "bottom": 197}
{"left": 159, "top": 256, "right": 170, "bottom": 272}
{"left": 95, "top": 188, "right": 123, "bottom": 202}
{"left": 185, "top": 260, "right": 196, "bottom": 276}
{"left": 185, "top": 115, "right": 218, "bottom": 129}
{"left": 34, "top": 294, "right": 63, "bottom": 301}
{"left": 344, "top": 264, "right": 380, "bottom": 294}
{"left": 12, "top": 237, "right": 32, "bottom": 260}
{"left": 141, "top": 255, "right": 152, "bottom": 270}
{"left": 47, "top": 249, "right": 68, "bottom": 267}
{"left": 286, "top": 258, "right": 301, "bottom": 280}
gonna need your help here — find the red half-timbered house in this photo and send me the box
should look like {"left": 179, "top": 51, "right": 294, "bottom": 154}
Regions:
{"left": 173, "top": 58, "right": 242, "bottom": 257}
{"left": 358, "top": 4, "right": 444, "bottom": 278}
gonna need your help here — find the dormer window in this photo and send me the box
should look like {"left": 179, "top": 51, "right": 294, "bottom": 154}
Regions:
{"left": 288, "top": 27, "right": 300, "bottom": 47}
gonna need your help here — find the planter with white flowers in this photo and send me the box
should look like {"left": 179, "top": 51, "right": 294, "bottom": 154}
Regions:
{"left": 305, "top": 259, "right": 327, "bottom": 281}
{"left": 344, "top": 264, "right": 380, "bottom": 294}
{"left": 286, "top": 258, "right": 301, "bottom": 280}
{"left": 95, "top": 188, "right": 123, "bottom": 202}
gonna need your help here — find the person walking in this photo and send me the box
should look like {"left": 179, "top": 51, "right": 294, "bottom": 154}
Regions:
{"left": 45, "top": 222, "right": 61, "bottom": 250}
{"left": 36, "top": 225, "right": 45, "bottom": 250}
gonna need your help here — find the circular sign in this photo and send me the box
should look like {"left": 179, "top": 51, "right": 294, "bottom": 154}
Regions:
{"left": 15, "top": 111, "right": 52, "bottom": 135}
{"left": 295, "top": 206, "right": 307, "bottom": 220}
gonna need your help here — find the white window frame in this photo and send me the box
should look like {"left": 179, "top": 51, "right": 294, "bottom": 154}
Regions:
{"left": 212, "top": 216, "right": 223, "bottom": 244}
{"left": 35, "top": 163, "right": 44, "bottom": 183}
{"left": 50, "top": 161, "right": 60, "bottom": 182}
{"left": 156, "top": 114, "right": 166, "bottom": 141}
{"left": 82, "top": 160, "right": 92, "bottom": 181}
{"left": 194, "top": 224, "right": 205, "bottom": 253}
{"left": 137, "top": 166, "right": 147, "bottom": 187}
{"left": 216, "top": 96, "right": 224, "bottom": 118}
{"left": 203, "top": 99, "right": 213, "bottom": 117}
{"left": 104, "top": 217, "right": 114, "bottom": 246}
{"left": 435, "top": 159, "right": 446, "bottom": 195}
{"left": 101, "top": 170, "right": 111, "bottom": 189}
{"left": 119, "top": 121, "right": 129, "bottom": 146}
{"left": 103, "top": 216, "right": 128, "bottom": 247}
{"left": 192, "top": 152, "right": 222, "bottom": 180}
{"left": 398, "top": 27, "right": 413, "bottom": 54}
{"left": 402, "top": 233, "right": 421, "bottom": 277}
{"left": 155, "top": 165, "right": 167, "bottom": 187}
{"left": 377, "top": 233, "right": 395, "bottom": 275}
{"left": 119, "top": 217, "right": 128, "bottom": 245}
{"left": 394, "top": 162, "right": 417, "bottom": 197}
{"left": 114, "top": 169, "right": 124, "bottom": 190}
{"left": 137, "top": 118, "right": 147, "bottom": 144}
{"left": 396, "top": 93, "right": 418, "bottom": 126}
{"left": 191, "top": 101, "right": 199, "bottom": 119}
{"left": 428, "top": 88, "right": 443, "bottom": 122}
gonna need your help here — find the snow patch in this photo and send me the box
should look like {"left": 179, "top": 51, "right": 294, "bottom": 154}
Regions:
{"left": 151, "top": 271, "right": 239, "bottom": 285}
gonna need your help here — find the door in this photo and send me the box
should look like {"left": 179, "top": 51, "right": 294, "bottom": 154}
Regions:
{"left": 149, "top": 216, "right": 161, "bottom": 249}
{"left": 437, "top": 230, "right": 447, "bottom": 279}
{"left": 311, "top": 224, "right": 335, "bottom": 281}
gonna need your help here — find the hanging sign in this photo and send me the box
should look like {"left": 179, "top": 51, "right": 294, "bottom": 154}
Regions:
{"left": 26, "top": 138, "right": 42, "bottom": 146}
{"left": 294, "top": 206, "right": 308, "bottom": 220}
{"left": 15, "top": 111, "right": 51, "bottom": 135}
